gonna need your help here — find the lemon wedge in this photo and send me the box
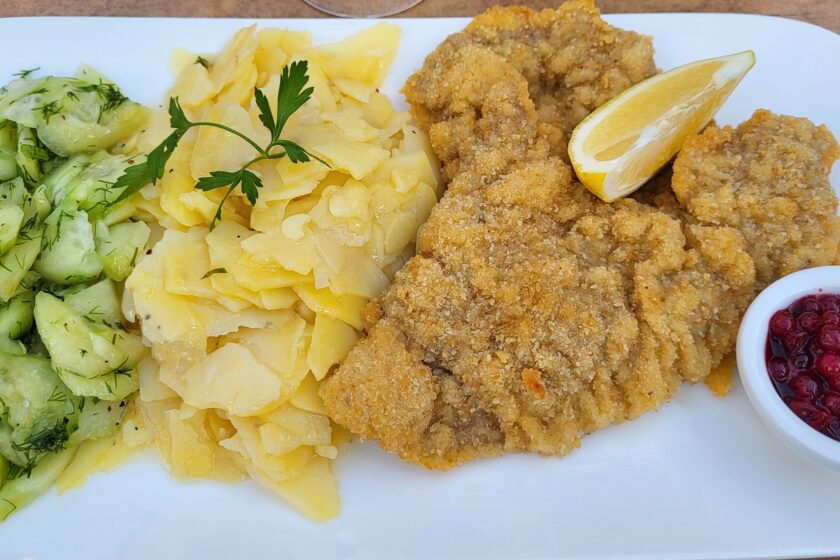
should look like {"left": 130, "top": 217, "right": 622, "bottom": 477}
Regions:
{"left": 568, "top": 50, "right": 755, "bottom": 202}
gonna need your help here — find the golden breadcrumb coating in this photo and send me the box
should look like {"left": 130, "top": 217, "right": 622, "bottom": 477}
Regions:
{"left": 321, "top": 1, "right": 840, "bottom": 469}
{"left": 673, "top": 109, "right": 840, "bottom": 286}
{"left": 402, "top": 0, "right": 656, "bottom": 182}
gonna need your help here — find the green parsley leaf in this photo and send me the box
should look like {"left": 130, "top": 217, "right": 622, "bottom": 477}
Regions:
{"left": 108, "top": 161, "right": 154, "bottom": 204}
{"left": 274, "top": 139, "right": 328, "bottom": 166}
{"left": 253, "top": 87, "right": 276, "bottom": 137}
{"left": 274, "top": 60, "right": 314, "bottom": 137}
{"left": 195, "top": 170, "right": 241, "bottom": 192}
{"left": 168, "top": 97, "right": 191, "bottom": 130}
{"left": 195, "top": 169, "right": 263, "bottom": 229}
{"left": 274, "top": 139, "right": 309, "bottom": 163}
{"left": 146, "top": 129, "right": 185, "bottom": 181}
{"left": 239, "top": 169, "right": 263, "bottom": 206}
{"left": 195, "top": 170, "right": 242, "bottom": 230}
{"left": 111, "top": 130, "right": 184, "bottom": 205}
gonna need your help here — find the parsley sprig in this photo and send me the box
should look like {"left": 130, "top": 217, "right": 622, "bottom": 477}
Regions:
{"left": 112, "top": 60, "right": 326, "bottom": 229}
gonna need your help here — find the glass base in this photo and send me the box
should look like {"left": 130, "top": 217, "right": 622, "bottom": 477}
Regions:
{"left": 303, "top": 0, "right": 424, "bottom": 18}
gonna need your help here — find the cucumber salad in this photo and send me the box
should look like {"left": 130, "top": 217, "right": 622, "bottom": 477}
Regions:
{"left": 0, "top": 67, "right": 150, "bottom": 520}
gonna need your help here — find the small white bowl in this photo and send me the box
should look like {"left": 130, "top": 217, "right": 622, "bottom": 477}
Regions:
{"left": 737, "top": 265, "right": 840, "bottom": 470}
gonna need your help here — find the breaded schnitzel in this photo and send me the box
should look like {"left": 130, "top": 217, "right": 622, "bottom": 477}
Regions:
{"left": 321, "top": 1, "right": 840, "bottom": 469}
{"left": 403, "top": 0, "right": 656, "bottom": 182}
{"left": 672, "top": 110, "right": 840, "bottom": 286}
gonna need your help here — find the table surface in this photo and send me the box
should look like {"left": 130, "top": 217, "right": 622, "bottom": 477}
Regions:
{"left": 1, "top": 1, "right": 838, "bottom": 560}
{"left": 0, "top": 0, "right": 837, "bottom": 33}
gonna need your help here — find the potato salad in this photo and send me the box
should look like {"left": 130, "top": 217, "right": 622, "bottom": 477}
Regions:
{"left": 115, "top": 24, "right": 440, "bottom": 520}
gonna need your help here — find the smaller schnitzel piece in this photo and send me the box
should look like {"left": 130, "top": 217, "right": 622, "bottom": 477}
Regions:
{"left": 403, "top": 0, "right": 656, "bottom": 181}
{"left": 673, "top": 110, "right": 840, "bottom": 286}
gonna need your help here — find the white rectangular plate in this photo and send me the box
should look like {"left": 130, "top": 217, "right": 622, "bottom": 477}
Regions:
{"left": 0, "top": 12, "right": 839, "bottom": 560}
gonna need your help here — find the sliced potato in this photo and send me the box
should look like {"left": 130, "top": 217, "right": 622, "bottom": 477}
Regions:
{"left": 123, "top": 22, "right": 445, "bottom": 522}
{"left": 308, "top": 315, "right": 358, "bottom": 380}
{"left": 251, "top": 456, "right": 339, "bottom": 522}
{"left": 172, "top": 343, "right": 283, "bottom": 417}
{"left": 293, "top": 284, "right": 365, "bottom": 330}
{"left": 308, "top": 23, "right": 400, "bottom": 87}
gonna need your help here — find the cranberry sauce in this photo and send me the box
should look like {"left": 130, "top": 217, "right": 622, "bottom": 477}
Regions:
{"left": 766, "top": 293, "right": 840, "bottom": 441}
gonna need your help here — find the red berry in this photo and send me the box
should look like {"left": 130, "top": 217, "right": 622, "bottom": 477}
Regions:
{"left": 800, "top": 297, "right": 822, "bottom": 314}
{"left": 818, "top": 325, "right": 840, "bottom": 353}
{"left": 807, "top": 338, "right": 823, "bottom": 357}
{"left": 790, "top": 353, "right": 811, "bottom": 369}
{"left": 783, "top": 331, "right": 809, "bottom": 353}
{"left": 820, "top": 295, "right": 840, "bottom": 313}
{"left": 786, "top": 398, "right": 833, "bottom": 431}
{"left": 816, "top": 353, "right": 840, "bottom": 390}
{"left": 789, "top": 374, "right": 821, "bottom": 400}
{"left": 798, "top": 311, "right": 821, "bottom": 332}
{"left": 767, "top": 356, "right": 790, "bottom": 381}
{"left": 821, "top": 393, "right": 840, "bottom": 416}
{"left": 822, "top": 310, "right": 840, "bottom": 327}
{"left": 769, "top": 310, "right": 795, "bottom": 337}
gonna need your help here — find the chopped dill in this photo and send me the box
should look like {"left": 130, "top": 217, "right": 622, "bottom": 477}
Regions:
{"left": 12, "top": 67, "right": 39, "bottom": 80}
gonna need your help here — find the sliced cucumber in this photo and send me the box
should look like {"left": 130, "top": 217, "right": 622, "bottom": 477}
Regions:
{"left": 0, "top": 447, "right": 76, "bottom": 521}
{"left": 0, "top": 352, "right": 71, "bottom": 473}
{"left": 1, "top": 172, "right": 51, "bottom": 223}
{"left": 34, "top": 292, "right": 145, "bottom": 379}
{"left": 95, "top": 221, "right": 150, "bottom": 282}
{"left": 39, "top": 97, "right": 147, "bottom": 158}
{"left": 12, "top": 271, "right": 39, "bottom": 299}
{"left": 0, "top": 424, "right": 19, "bottom": 468}
{"left": 59, "top": 368, "right": 138, "bottom": 402}
{"left": 0, "top": 75, "right": 148, "bottom": 157}
{"left": 63, "top": 278, "right": 122, "bottom": 326}
{"left": 0, "top": 290, "right": 34, "bottom": 340}
{"left": 42, "top": 154, "right": 93, "bottom": 206}
{"left": 0, "top": 205, "right": 24, "bottom": 256}
{"left": 0, "top": 353, "right": 69, "bottom": 429}
{"left": 15, "top": 127, "right": 48, "bottom": 186}
{"left": 22, "top": 185, "right": 51, "bottom": 223}
{"left": 67, "top": 397, "right": 125, "bottom": 446}
{"left": 0, "top": 182, "right": 49, "bottom": 302}
{"left": 0, "top": 77, "right": 49, "bottom": 128}
{"left": 0, "top": 338, "right": 25, "bottom": 356}
{"left": 0, "top": 70, "right": 148, "bottom": 520}
{"left": 0, "top": 223, "right": 43, "bottom": 302}
{"left": 34, "top": 203, "right": 101, "bottom": 285}
{"left": 43, "top": 152, "right": 137, "bottom": 222}
{"left": 0, "top": 122, "right": 16, "bottom": 182}
{"left": 76, "top": 154, "right": 137, "bottom": 221}
{"left": 0, "top": 177, "right": 27, "bottom": 207}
